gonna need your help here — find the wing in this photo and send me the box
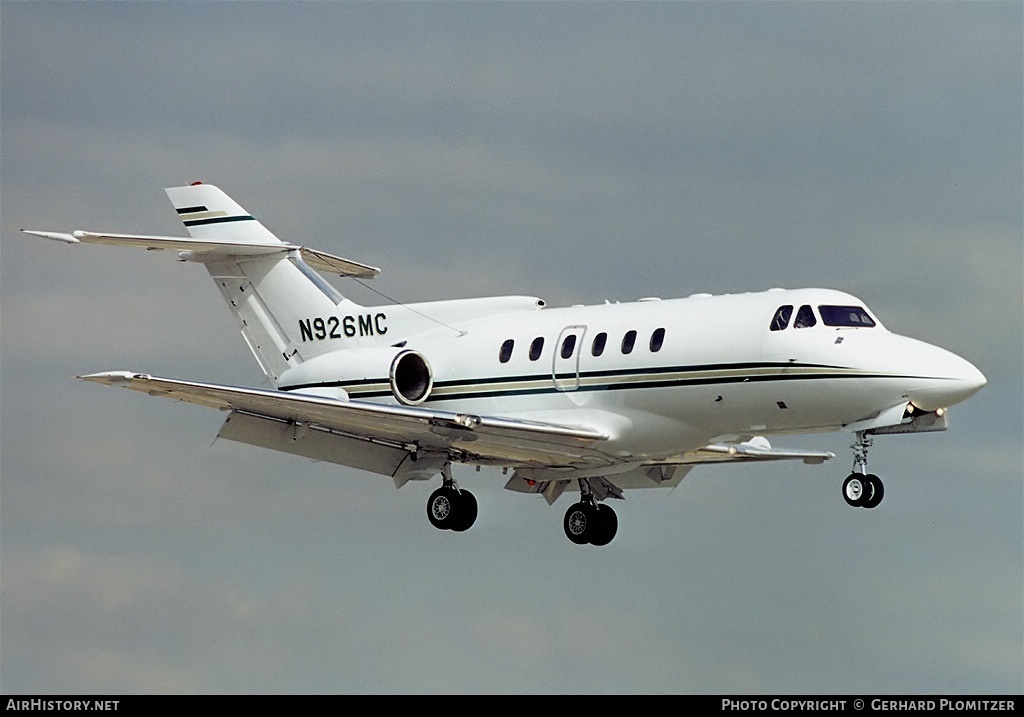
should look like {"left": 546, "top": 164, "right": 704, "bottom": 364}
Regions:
{"left": 503, "top": 435, "right": 833, "bottom": 504}
{"left": 79, "top": 371, "right": 614, "bottom": 485}
{"left": 676, "top": 436, "right": 834, "bottom": 465}
{"left": 20, "top": 229, "right": 380, "bottom": 278}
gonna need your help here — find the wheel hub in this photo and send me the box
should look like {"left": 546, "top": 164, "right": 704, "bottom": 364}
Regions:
{"left": 845, "top": 478, "right": 863, "bottom": 501}
{"left": 567, "top": 509, "right": 587, "bottom": 537}
{"left": 431, "top": 495, "right": 452, "bottom": 521}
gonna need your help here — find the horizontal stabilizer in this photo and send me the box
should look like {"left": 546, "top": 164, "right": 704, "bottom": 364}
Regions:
{"left": 20, "top": 229, "right": 380, "bottom": 278}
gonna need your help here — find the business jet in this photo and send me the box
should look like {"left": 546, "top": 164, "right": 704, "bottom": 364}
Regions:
{"left": 22, "top": 183, "right": 986, "bottom": 545}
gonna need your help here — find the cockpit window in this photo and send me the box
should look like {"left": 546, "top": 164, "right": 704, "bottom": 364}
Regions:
{"left": 794, "top": 305, "right": 817, "bottom": 328}
{"left": 819, "top": 305, "right": 876, "bottom": 327}
{"left": 770, "top": 305, "right": 793, "bottom": 331}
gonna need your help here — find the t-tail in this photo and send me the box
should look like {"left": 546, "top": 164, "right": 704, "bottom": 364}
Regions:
{"left": 165, "top": 183, "right": 381, "bottom": 381}
{"left": 23, "top": 182, "right": 382, "bottom": 383}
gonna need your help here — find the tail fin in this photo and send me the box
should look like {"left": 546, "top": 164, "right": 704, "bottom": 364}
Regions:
{"left": 165, "top": 182, "right": 283, "bottom": 244}
{"left": 163, "top": 183, "right": 369, "bottom": 382}
{"left": 25, "top": 183, "right": 381, "bottom": 384}
{"left": 165, "top": 183, "right": 382, "bottom": 381}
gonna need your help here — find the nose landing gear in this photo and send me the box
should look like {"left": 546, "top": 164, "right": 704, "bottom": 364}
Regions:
{"left": 843, "top": 431, "right": 884, "bottom": 509}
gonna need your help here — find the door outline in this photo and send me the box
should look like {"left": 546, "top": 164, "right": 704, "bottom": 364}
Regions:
{"left": 553, "top": 325, "right": 586, "bottom": 391}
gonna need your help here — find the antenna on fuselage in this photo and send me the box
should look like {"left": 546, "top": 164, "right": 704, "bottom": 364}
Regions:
{"left": 347, "top": 275, "right": 468, "bottom": 337}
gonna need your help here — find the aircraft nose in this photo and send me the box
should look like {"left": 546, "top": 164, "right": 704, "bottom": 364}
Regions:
{"left": 906, "top": 344, "right": 987, "bottom": 411}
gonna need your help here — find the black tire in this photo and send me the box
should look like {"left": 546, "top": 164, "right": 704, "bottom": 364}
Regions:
{"left": 451, "top": 490, "right": 478, "bottom": 532}
{"left": 589, "top": 504, "right": 618, "bottom": 546}
{"left": 842, "top": 473, "right": 867, "bottom": 507}
{"left": 563, "top": 502, "right": 592, "bottom": 544}
{"left": 862, "top": 474, "right": 884, "bottom": 509}
{"left": 427, "top": 486, "right": 459, "bottom": 530}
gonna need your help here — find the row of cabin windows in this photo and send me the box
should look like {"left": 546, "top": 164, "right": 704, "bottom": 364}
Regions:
{"left": 770, "top": 304, "right": 877, "bottom": 331}
{"left": 499, "top": 327, "right": 666, "bottom": 364}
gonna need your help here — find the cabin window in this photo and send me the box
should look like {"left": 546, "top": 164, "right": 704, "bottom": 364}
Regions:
{"left": 794, "top": 305, "right": 817, "bottom": 328}
{"left": 819, "top": 305, "right": 876, "bottom": 328}
{"left": 560, "top": 334, "right": 577, "bottom": 359}
{"left": 650, "top": 328, "right": 666, "bottom": 352}
{"left": 499, "top": 339, "right": 514, "bottom": 363}
{"left": 592, "top": 332, "right": 607, "bottom": 357}
{"left": 529, "top": 337, "right": 545, "bottom": 361}
{"left": 770, "top": 305, "right": 793, "bottom": 331}
{"left": 621, "top": 330, "right": 637, "bottom": 354}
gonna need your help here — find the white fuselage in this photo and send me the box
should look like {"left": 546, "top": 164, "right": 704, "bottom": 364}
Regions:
{"left": 276, "top": 287, "right": 986, "bottom": 465}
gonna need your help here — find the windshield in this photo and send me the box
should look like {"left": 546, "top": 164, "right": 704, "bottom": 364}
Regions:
{"left": 818, "top": 305, "right": 876, "bottom": 327}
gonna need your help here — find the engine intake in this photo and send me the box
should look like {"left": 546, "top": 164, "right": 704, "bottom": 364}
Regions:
{"left": 390, "top": 350, "right": 433, "bottom": 405}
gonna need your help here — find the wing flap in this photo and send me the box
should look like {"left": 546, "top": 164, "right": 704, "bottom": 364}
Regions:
{"left": 217, "top": 410, "right": 449, "bottom": 485}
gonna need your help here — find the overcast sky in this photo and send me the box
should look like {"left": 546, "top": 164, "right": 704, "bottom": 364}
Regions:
{"left": 2, "top": 1, "right": 1021, "bottom": 695}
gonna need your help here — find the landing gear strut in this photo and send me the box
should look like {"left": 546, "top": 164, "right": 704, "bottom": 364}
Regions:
{"left": 563, "top": 479, "right": 618, "bottom": 546}
{"left": 843, "top": 431, "right": 884, "bottom": 509}
{"left": 427, "top": 462, "right": 478, "bottom": 532}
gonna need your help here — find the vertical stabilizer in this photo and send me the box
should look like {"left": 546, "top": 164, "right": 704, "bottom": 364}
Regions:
{"left": 163, "top": 183, "right": 364, "bottom": 382}
{"left": 165, "top": 182, "right": 283, "bottom": 243}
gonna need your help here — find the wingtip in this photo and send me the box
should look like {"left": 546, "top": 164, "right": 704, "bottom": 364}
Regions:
{"left": 77, "top": 370, "right": 145, "bottom": 385}
{"left": 21, "top": 229, "right": 80, "bottom": 244}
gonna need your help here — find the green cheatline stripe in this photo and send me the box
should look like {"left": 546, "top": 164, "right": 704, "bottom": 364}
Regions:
{"left": 280, "top": 362, "right": 925, "bottom": 402}
{"left": 280, "top": 361, "right": 835, "bottom": 392}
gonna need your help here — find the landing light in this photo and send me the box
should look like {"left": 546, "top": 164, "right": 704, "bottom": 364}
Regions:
{"left": 905, "top": 402, "right": 929, "bottom": 418}
{"left": 907, "top": 403, "right": 947, "bottom": 419}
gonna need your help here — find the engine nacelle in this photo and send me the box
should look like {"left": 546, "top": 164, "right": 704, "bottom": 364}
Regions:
{"left": 389, "top": 349, "right": 433, "bottom": 405}
{"left": 278, "top": 346, "right": 434, "bottom": 406}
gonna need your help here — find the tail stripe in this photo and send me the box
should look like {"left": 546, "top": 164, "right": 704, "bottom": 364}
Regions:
{"left": 183, "top": 214, "right": 256, "bottom": 228}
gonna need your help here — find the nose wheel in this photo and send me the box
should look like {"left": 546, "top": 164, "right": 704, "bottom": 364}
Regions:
{"left": 843, "top": 472, "right": 884, "bottom": 508}
{"left": 844, "top": 432, "right": 884, "bottom": 509}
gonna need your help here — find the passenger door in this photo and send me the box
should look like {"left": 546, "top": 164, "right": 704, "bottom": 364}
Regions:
{"left": 552, "top": 325, "right": 586, "bottom": 391}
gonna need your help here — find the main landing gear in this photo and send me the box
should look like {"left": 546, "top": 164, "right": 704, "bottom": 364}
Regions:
{"left": 842, "top": 431, "right": 884, "bottom": 509}
{"left": 427, "top": 463, "right": 478, "bottom": 532}
{"left": 563, "top": 479, "right": 618, "bottom": 546}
